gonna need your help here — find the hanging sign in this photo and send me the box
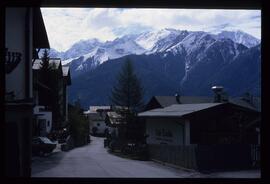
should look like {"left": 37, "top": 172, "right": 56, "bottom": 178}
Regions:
{"left": 5, "top": 48, "right": 22, "bottom": 74}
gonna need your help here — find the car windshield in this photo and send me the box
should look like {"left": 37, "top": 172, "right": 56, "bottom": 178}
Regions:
{"left": 39, "top": 137, "right": 53, "bottom": 144}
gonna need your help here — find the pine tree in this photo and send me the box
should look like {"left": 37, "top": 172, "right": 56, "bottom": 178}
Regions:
{"left": 110, "top": 58, "right": 144, "bottom": 113}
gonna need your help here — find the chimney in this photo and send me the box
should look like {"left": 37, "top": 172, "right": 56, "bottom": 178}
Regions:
{"left": 212, "top": 86, "right": 224, "bottom": 103}
{"left": 175, "top": 93, "right": 181, "bottom": 104}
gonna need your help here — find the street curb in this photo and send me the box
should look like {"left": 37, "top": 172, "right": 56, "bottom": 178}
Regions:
{"left": 151, "top": 159, "right": 197, "bottom": 173}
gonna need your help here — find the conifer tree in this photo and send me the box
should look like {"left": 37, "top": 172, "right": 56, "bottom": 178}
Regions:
{"left": 110, "top": 58, "right": 144, "bottom": 113}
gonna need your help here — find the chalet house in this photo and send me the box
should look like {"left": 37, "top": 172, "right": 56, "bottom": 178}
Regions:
{"left": 33, "top": 58, "right": 71, "bottom": 134}
{"left": 85, "top": 106, "right": 111, "bottom": 135}
{"left": 5, "top": 8, "right": 50, "bottom": 176}
{"left": 138, "top": 102, "right": 260, "bottom": 171}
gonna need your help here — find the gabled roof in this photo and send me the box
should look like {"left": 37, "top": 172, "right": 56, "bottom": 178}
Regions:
{"left": 139, "top": 102, "right": 260, "bottom": 118}
{"left": 147, "top": 95, "right": 261, "bottom": 112}
{"left": 150, "top": 96, "right": 213, "bottom": 108}
{"left": 230, "top": 97, "right": 261, "bottom": 112}
{"left": 139, "top": 103, "right": 221, "bottom": 118}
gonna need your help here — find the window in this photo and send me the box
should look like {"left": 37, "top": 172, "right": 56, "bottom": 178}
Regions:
{"left": 97, "top": 123, "right": 100, "bottom": 126}
{"left": 47, "top": 121, "right": 50, "bottom": 127}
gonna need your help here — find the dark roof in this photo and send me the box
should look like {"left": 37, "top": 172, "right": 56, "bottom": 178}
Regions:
{"left": 139, "top": 102, "right": 259, "bottom": 118}
{"left": 33, "top": 8, "right": 50, "bottom": 49}
{"left": 139, "top": 103, "right": 221, "bottom": 117}
{"left": 152, "top": 96, "right": 213, "bottom": 107}
{"left": 147, "top": 95, "right": 261, "bottom": 112}
{"left": 230, "top": 97, "right": 261, "bottom": 112}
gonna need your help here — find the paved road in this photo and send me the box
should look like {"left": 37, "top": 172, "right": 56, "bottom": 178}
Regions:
{"left": 31, "top": 136, "right": 260, "bottom": 178}
{"left": 31, "top": 136, "right": 203, "bottom": 178}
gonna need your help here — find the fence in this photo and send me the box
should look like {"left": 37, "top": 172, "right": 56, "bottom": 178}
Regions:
{"left": 195, "top": 144, "right": 253, "bottom": 171}
{"left": 148, "top": 144, "right": 197, "bottom": 169}
{"left": 148, "top": 144, "right": 258, "bottom": 171}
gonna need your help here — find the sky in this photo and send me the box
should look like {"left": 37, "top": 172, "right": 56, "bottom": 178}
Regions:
{"left": 41, "top": 8, "right": 261, "bottom": 52}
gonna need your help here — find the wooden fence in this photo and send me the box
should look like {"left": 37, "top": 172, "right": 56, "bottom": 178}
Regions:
{"left": 148, "top": 144, "right": 197, "bottom": 169}
{"left": 148, "top": 144, "right": 259, "bottom": 171}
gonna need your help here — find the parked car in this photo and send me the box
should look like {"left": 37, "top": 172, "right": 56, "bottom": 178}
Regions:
{"left": 32, "top": 137, "right": 56, "bottom": 156}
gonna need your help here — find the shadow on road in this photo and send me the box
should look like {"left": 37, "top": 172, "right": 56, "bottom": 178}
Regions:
{"left": 31, "top": 151, "right": 66, "bottom": 175}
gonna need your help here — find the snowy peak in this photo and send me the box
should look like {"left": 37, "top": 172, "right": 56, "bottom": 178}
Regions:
{"left": 149, "top": 30, "right": 189, "bottom": 54}
{"left": 135, "top": 28, "right": 183, "bottom": 51}
{"left": 62, "top": 38, "right": 103, "bottom": 60}
{"left": 50, "top": 28, "right": 260, "bottom": 76}
{"left": 216, "top": 30, "right": 260, "bottom": 48}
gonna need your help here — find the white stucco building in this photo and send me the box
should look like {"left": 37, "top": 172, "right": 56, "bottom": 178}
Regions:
{"left": 85, "top": 106, "right": 111, "bottom": 136}
{"left": 33, "top": 106, "right": 52, "bottom": 136}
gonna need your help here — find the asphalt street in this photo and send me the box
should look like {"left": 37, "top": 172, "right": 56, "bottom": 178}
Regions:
{"left": 31, "top": 136, "right": 203, "bottom": 177}
{"left": 31, "top": 136, "right": 260, "bottom": 178}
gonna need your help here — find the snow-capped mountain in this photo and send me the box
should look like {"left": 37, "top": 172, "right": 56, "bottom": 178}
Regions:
{"left": 49, "top": 28, "right": 260, "bottom": 78}
{"left": 215, "top": 30, "right": 260, "bottom": 48}
{"left": 68, "top": 43, "right": 260, "bottom": 108}
{"left": 62, "top": 30, "right": 259, "bottom": 107}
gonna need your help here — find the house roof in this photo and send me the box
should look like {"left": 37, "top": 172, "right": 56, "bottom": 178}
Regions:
{"left": 230, "top": 97, "right": 261, "bottom": 112}
{"left": 89, "top": 106, "right": 111, "bottom": 113}
{"left": 32, "top": 58, "right": 61, "bottom": 70}
{"left": 147, "top": 95, "right": 260, "bottom": 112}
{"left": 152, "top": 96, "right": 213, "bottom": 107}
{"left": 139, "top": 103, "right": 222, "bottom": 118}
{"left": 33, "top": 8, "right": 50, "bottom": 49}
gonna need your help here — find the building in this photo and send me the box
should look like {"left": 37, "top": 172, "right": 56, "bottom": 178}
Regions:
{"left": 138, "top": 102, "right": 260, "bottom": 170}
{"left": 85, "top": 106, "right": 111, "bottom": 136}
{"left": 33, "top": 106, "right": 52, "bottom": 136}
{"left": 5, "top": 8, "right": 50, "bottom": 176}
{"left": 33, "top": 58, "right": 71, "bottom": 133}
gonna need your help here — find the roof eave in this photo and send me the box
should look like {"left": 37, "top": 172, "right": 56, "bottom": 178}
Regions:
{"left": 33, "top": 8, "right": 50, "bottom": 49}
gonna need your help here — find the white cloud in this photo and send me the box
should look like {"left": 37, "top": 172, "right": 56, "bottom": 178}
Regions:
{"left": 41, "top": 8, "right": 261, "bottom": 52}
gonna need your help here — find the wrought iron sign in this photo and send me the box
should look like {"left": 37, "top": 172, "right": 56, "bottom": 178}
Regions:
{"left": 5, "top": 48, "right": 22, "bottom": 74}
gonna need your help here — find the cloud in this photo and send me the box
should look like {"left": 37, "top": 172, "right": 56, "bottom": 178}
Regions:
{"left": 41, "top": 8, "right": 261, "bottom": 51}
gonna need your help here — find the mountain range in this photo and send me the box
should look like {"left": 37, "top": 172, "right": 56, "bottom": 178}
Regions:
{"left": 48, "top": 29, "right": 261, "bottom": 108}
